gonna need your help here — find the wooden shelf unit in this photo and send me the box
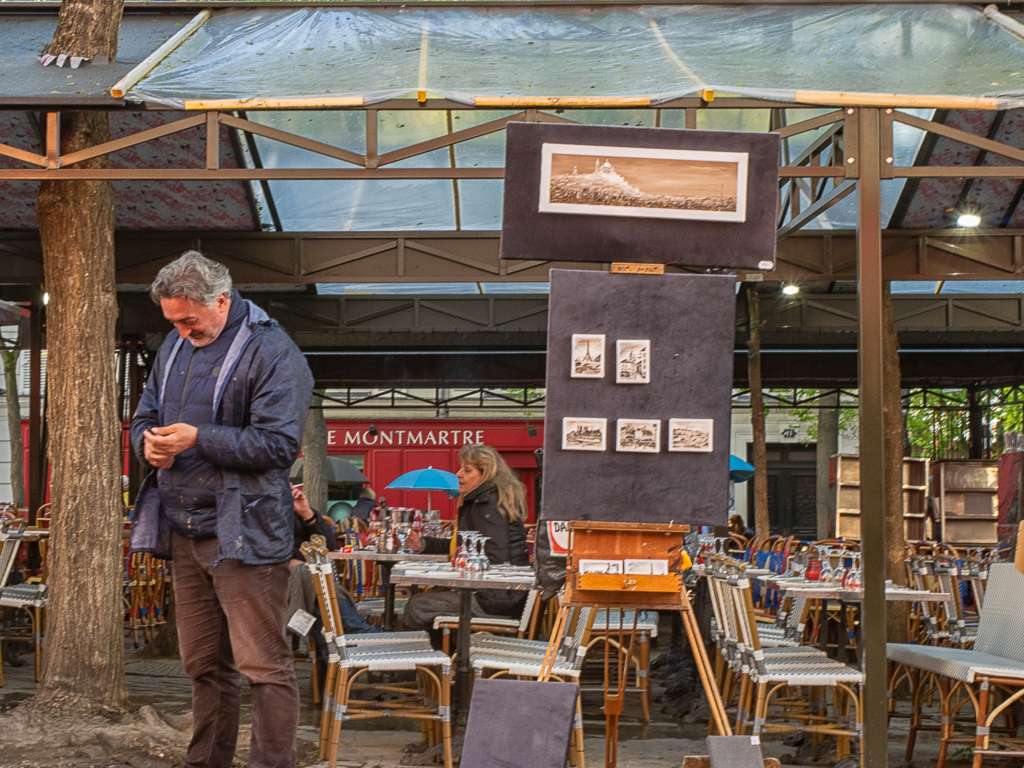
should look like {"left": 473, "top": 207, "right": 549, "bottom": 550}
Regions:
{"left": 830, "top": 454, "right": 931, "bottom": 540}
{"left": 932, "top": 460, "right": 999, "bottom": 545}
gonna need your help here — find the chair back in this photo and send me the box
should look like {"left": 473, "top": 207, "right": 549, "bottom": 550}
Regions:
{"left": 518, "top": 589, "right": 541, "bottom": 636}
{"left": 0, "top": 519, "right": 27, "bottom": 589}
{"left": 974, "top": 563, "right": 1024, "bottom": 661}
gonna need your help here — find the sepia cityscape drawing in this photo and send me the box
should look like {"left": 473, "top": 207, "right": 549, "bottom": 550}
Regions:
{"left": 571, "top": 333, "right": 605, "bottom": 379}
{"left": 562, "top": 417, "right": 608, "bottom": 451}
{"left": 668, "top": 418, "right": 714, "bottom": 453}
{"left": 538, "top": 143, "right": 748, "bottom": 222}
{"left": 616, "top": 339, "right": 650, "bottom": 384}
{"left": 616, "top": 419, "right": 661, "bottom": 453}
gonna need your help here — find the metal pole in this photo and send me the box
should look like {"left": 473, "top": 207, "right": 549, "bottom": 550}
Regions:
{"left": 856, "top": 106, "right": 889, "bottom": 768}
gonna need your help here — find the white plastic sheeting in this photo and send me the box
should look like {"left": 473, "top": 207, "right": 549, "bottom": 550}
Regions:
{"left": 128, "top": 4, "right": 1024, "bottom": 109}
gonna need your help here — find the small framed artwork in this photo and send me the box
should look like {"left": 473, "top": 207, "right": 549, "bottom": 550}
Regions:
{"left": 616, "top": 339, "right": 650, "bottom": 384}
{"left": 616, "top": 419, "right": 661, "bottom": 454}
{"left": 538, "top": 143, "right": 749, "bottom": 223}
{"left": 668, "top": 418, "right": 714, "bottom": 453}
{"left": 562, "top": 417, "right": 607, "bottom": 452}
{"left": 570, "top": 333, "right": 605, "bottom": 379}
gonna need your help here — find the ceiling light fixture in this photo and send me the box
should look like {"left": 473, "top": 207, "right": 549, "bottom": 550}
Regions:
{"left": 957, "top": 212, "right": 982, "bottom": 228}
{"left": 782, "top": 284, "right": 800, "bottom": 296}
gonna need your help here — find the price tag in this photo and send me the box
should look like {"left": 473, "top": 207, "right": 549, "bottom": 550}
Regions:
{"left": 546, "top": 520, "right": 570, "bottom": 557}
{"left": 287, "top": 608, "right": 316, "bottom": 637}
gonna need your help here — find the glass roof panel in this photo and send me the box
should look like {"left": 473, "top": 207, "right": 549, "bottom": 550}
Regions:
{"left": 891, "top": 281, "right": 940, "bottom": 294}
{"left": 480, "top": 282, "right": 551, "bottom": 294}
{"left": 940, "top": 281, "right": 1024, "bottom": 294}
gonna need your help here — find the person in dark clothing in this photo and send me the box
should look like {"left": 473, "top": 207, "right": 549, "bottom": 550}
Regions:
{"left": 350, "top": 486, "right": 377, "bottom": 523}
{"left": 403, "top": 444, "right": 529, "bottom": 631}
{"left": 130, "top": 251, "right": 313, "bottom": 768}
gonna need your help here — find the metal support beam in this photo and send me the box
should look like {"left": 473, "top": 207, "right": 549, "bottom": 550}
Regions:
{"left": 968, "top": 383, "right": 985, "bottom": 458}
{"left": 856, "top": 106, "right": 888, "bottom": 768}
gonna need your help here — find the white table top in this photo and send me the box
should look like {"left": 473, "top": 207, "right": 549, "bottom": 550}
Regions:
{"left": 327, "top": 550, "right": 449, "bottom": 563}
{"left": 391, "top": 563, "right": 536, "bottom": 591}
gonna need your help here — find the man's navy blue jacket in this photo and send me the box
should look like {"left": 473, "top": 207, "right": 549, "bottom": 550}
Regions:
{"left": 129, "top": 297, "right": 314, "bottom": 565}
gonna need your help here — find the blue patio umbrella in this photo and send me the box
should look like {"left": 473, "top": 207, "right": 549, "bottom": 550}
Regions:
{"left": 386, "top": 467, "right": 460, "bottom": 512}
{"left": 729, "top": 455, "right": 756, "bottom": 483}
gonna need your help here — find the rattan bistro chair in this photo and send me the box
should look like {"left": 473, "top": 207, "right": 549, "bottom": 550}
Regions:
{"left": 469, "top": 603, "right": 593, "bottom": 768}
{"left": 302, "top": 543, "right": 454, "bottom": 768}
{"left": 0, "top": 519, "right": 47, "bottom": 686}
{"left": 586, "top": 608, "right": 659, "bottom": 722}
{"left": 888, "top": 562, "right": 1024, "bottom": 768}
{"left": 433, "top": 588, "right": 542, "bottom": 655}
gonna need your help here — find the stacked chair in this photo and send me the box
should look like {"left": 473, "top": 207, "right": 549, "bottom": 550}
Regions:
{"left": 301, "top": 539, "right": 455, "bottom": 768}
{"left": 585, "top": 607, "right": 659, "bottom": 722}
{"left": 704, "top": 556, "right": 863, "bottom": 761}
{"left": 0, "top": 517, "right": 47, "bottom": 685}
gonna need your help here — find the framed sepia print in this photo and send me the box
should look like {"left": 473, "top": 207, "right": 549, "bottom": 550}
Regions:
{"left": 616, "top": 339, "right": 650, "bottom": 384}
{"left": 668, "top": 418, "right": 714, "bottom": 453}
{"left": 538, "top": 143, "right": 748, "bottom": 223}
{"left": 616, "top": 419, "right": 661, "bottom": 454}
{"left": 570, "top": 333, "right": 605, "bottom": 379}
{"left": 562, "top": 417, "right": 607, "bottom": 452}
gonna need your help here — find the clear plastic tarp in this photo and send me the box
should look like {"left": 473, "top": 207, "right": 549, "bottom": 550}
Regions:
{"left": 129, "top": 5, "right": 1024, "bottom": 109}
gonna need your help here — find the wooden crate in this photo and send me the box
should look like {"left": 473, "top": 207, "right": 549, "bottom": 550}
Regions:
{"left": 831, "top": 454, "right": 930, "bottom": 541}
{"left": 933, "top": 460, "right": 999, "bottom": 545}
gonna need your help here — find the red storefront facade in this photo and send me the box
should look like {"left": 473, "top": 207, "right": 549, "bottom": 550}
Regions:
{"left": 325, "top": 419, "right": 545, "bottom": 522}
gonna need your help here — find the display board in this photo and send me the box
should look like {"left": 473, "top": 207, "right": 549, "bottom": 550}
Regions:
{"left": 539, "top": 270, "right": 734, "bottom": 525}
{"left": 460, "top": 678, "right": 577, "bottom": 768}
{"left": 501, "top": 122, "right": 780, "bottom": 270}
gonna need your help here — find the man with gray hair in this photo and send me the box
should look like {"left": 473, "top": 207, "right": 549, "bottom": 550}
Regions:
{"left": 130, "top": 251, "right": 313, "bottom": 768}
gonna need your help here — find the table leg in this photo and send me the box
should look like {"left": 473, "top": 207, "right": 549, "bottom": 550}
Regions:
{"left": 381, "top": 562, "right": 394, "bottom": 632}
{"left": 454, "top": 589, "right": 473, "bottom": 718}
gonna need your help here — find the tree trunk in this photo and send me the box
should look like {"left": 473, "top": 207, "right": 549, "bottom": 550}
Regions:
{"left": 816, "top": 390, "right": 839, "bottom": 539}
{"left": 747, "top": 287, "right": 770, "bottom": 537}
{"left": 2, "top": 349, "right": 24, "bottom": 509}
{"left": 883, "top": 286, "right": 909, "bottom": 642}
{"left": 302, "top": 394, "right": 329, "bottom": 517}
{"left": 31, "top": 0, "right": 127, "bottom": 715}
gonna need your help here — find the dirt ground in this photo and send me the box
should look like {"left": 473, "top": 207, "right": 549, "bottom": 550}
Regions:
{"left": 0, "top": 644, "right": 950, "bottom": 768}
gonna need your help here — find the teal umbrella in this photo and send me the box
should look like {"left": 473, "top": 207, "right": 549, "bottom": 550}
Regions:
{"left": 386, "top": 467, "right": 460, "bottom": 512}
{"left": 729, "top": 455, "right": 755, "bottom": 482}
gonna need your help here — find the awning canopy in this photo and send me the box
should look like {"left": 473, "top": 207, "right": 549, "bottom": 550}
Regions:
{"left": 126, "top": 4, "right": 1024, "bottom": 110}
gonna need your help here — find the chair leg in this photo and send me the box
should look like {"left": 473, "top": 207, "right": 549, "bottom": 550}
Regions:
{"left": 936, "top": 677, "right": 952, "bottom": 768}
{"left": 310, "top": 643, "right": 321, "bottom": 707}
{"left": 905, "top": 669, "right": 921, "bottom": 763}
{"left": 325, "top": 665, "right": 351, "bottom": 768}
{"left": 442, "top": 628, "right": 451, "bottom": 656}
{"left": 319, "top": 659, "right": 338, "bottom": 759}
{"left": 752, "top": 682, "right": 768, "bottom": 741}
{"left": 572, "top": 693, "right": 587, "bottom": 768}
{"left": 734, "top": 675, "right": 750, "bottom": 734}
{"left": 971, "top": 680, "right": 991, "bottom": 768}
{"left": 638, "top": 634, "right": 651, "bottom": 723}
{"left": 441, "top": 666, "right": 454, "bottom": 768}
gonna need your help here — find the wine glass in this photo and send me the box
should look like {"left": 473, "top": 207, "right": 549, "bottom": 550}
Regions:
{"left": 454, "top": 531, "right": 473, "bottom": 572}
{"left": 476, "top": 536, "right": 491, "bottom": 572}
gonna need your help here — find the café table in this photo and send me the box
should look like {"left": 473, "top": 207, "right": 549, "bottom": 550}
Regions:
{"left": 327, "top": 550, "right": 449, "bottom": 631}
{"left": 391, "top": 562, "right": 536, "bottom": 714}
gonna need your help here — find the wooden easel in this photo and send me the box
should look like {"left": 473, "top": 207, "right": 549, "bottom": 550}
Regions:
{"left": 539, "top": 522, "right": 732, "bottom": 768}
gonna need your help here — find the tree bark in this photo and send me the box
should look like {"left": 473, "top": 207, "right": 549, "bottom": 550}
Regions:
{"left": 747, "top": 287, "right": 770, "bottom": 537}
{"left": 883, "top": 286, "right": 909, "bottom": 642}
{"left": 816, "top": 390, "right": 839, "bottom": 539}
{"left": 2, "top": 349, "right": 24, "bottom": 508}
{"left": 31, "top": 0, "right": 127, "bottom": 715}
{"left": 302, "top": 394, "right": 329, "bottom": 517}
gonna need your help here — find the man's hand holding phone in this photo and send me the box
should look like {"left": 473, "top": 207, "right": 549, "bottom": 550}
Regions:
{"left": 144, "top": 423, "right": 199, "bottom": 469}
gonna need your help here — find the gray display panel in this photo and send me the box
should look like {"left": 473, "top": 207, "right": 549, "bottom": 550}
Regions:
{"left": 540, "top": 270, "right": 734, "bottom": 526}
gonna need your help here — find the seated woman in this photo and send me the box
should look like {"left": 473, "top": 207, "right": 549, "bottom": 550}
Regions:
{"left": 403, "top": 444, "right": 529, "bottom": 634}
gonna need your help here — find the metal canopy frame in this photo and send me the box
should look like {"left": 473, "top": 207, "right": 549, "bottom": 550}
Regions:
{"left": 2, "top": 7, "right": 1024, "bottom": 766}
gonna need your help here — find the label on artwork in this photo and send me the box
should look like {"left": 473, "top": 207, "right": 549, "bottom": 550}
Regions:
{"left": 546, "top": 520, "right": 570, "bottom": 557}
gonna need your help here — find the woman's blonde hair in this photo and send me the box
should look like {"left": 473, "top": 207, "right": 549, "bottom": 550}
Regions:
{"left": 459, "top": 444, "right": 526, "bottom": 523}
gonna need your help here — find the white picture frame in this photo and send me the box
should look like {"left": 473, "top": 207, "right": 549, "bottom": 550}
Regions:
{"left": 668, "top": 418, "right": 714, "bottom": 453}
{"left": 570, "top": 333, "right": 605, "bottom": 379}
{"left": 562, "top": 417, "right": 607, "bottom": 452}
{"left": 538, "top": 143, "right": 749, "bottom": 223}
{"left": 615, "top": 418, "right": 661, "bottom": 454}
{"left": 616, "top": 339, "right": 650, "bottom": 384}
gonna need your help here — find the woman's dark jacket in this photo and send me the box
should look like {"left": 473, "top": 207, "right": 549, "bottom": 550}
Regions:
{"left": 293, "top": 510, "right": 338, "bottom": 561}
{"left": 424, "top": 481, "right": 528, "bottom": 615}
